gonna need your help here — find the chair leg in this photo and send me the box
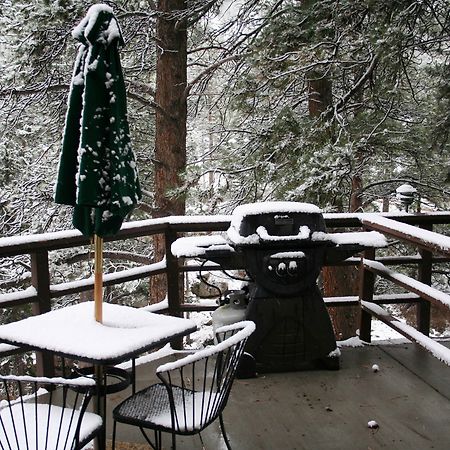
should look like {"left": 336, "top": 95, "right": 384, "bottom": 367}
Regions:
{"left": 155, "top": 430, "right": 162, "bottom": 450}
{"left": 219, "top": 413, "right": 232, "bottom": 450}
{"left": 112, "top": 421, "right": 117, "bottom": 450}
{"left": 139, "top": 427, "right": 160, "bottom": 450}
{"left": 171, "top": 431, "right": 176, "bottom": 450}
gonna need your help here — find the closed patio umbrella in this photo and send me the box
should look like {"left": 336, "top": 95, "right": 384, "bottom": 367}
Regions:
{"left": 55, "top": 4, "right": 141, "bottom": 323}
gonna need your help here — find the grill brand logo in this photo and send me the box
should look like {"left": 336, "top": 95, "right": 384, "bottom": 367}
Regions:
{"left": 274, "top": 214, "right": 294, "bottom": 225}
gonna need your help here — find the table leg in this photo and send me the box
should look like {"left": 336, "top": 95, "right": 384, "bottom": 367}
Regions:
{"left": 94, "top": 365, "right": 106, "bottom": 450}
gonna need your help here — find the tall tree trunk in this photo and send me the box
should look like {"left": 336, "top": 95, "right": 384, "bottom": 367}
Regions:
{"left": 326, "top": 149, "right": 363, "bottom": 340}
{"left": 307, "top": 72, "right": 360, "bottom": 340}
{"left": 308, "top": 77, "right": 332, "bottom": 118}
{"left": 150, "top": 0, "right": 187, "bottom": 303}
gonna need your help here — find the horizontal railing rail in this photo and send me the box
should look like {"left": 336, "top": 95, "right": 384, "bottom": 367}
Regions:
{"left": 1, "top": 212, "right": 449, "bottom": 312}
{"left": 358, "top": 214, "right": 450, "bottom": 365}
{"left": 0, "top": 211, "right": 449, "bottom": 375}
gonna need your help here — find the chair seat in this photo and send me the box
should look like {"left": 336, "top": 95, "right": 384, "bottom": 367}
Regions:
{"left": 113, "top": 383, "right": 217, "bottom": 433}
{"left": 0, "top": 402, "right": 102, "bottom": 450}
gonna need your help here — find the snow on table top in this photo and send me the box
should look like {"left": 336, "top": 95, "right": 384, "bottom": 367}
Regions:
{"left": 0, "top": 303, "right": 196, "bottom": 363}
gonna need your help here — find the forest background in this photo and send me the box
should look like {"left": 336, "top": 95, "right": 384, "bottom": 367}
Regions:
{"left": 0, "top": 0, "right": 449, "bottom": 341}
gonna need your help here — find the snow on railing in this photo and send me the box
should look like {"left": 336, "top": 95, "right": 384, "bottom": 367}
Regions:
{"left": 361, "top": 301, "right": 450, "bottom": 367}
{"left": 0, "top": 286, "right": 38, "bottom": 306}
{"left": 361, "top": 214, "right": 450, "bottom": 256}
{"left": 49, "top": 260, "right": 167, "bottom": 297}
{"left": 363, "top": 259, "right": 450, "bottom": 310}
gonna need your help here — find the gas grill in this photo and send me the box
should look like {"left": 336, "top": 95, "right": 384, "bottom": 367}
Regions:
{"left": 171, "top": 202, "right": 387, "bottom": 376}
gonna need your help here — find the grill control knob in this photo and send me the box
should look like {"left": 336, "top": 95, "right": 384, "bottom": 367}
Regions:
{"left": 288, "top": 260, "right": 298, "bottom": 276}
{"left": 276, "top": 262, "right": 287, "bottom": 276}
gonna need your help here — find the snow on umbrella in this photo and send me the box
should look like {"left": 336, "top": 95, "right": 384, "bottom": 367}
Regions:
{"left": 55, "top": 4, "right": 141, "bottom": 323}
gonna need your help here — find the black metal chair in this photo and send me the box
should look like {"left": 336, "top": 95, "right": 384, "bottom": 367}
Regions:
{"left": 0, "top": 374, "right": 102, "bottom": 450}
{"left": 112, "top": 320, "right": 256, "bottom": 450}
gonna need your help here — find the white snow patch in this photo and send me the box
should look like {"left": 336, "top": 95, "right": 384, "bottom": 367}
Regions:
{"left": 328, "top": 347, "right": 341, "bottom": 358}
{"left": 363, "top": 259, "right": 450, "bottom": 308}
{"left": 157, "top": 321, "right": 255, "bottom": 373}
{"left": 72, "top": 4, "right": 114, "bottom": 40}
{"left": 270, "top": 251, "right": 306, "bottom": 259}
{"left": 362, "top": 214, "right": 450, "bottom": 254}
{"left": 312, "top": 231, "right": 387, "bottom": 247}
{"left": 337, "top": 336, "right": 366, "bottom": 348}
{"left": 256, "top": 225, "right": 310, "bottom": 241}
{"left": 122, "top": 196, "right": 133, "bottom": 206}
{"left": 143, "top": 298, "right": 168, "bottom": 312}
{"left": 171, "top": 235, "right": 231, "bottom": 258}
{"left": 231, "top": 202, "right": 321, "bottom": 220}
{"left": 0, "top": 287, "right": 37, "bottom": 306}
{"left": 0, "top": 303, "right": 196, "bottom": 362}
{"left": 115, "top": 343, "right": 174, "bottom": 370}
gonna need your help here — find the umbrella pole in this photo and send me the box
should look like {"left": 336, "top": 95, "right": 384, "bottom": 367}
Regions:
{"left": 94, "top": 234, "right": 103, "bottom": 323}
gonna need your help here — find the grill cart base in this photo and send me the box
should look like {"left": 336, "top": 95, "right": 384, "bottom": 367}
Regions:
{"left": 245, "top": 286, "right": 338, "bottom": 375}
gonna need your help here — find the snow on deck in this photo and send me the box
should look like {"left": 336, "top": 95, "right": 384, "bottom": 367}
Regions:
{"left": 109, "top": 342, "right": 450, "bottom": 450}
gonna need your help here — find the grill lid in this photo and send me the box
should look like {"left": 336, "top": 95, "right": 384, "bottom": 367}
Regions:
{"left": 227, "top": 202, "right": 327, "bottom": 247}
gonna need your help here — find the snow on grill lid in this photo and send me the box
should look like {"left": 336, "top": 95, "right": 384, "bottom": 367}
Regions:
{"left": 227, "top": 201, "right": 324, "bottom": 245}
{"left": 231, "top": 201, "right": 321, "bottom": 220}
{"left": 229, "top": 202, "right": 322, "bottom": 236}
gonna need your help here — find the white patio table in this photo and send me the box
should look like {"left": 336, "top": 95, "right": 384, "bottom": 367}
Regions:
{"left": 0, "top": 302, "right": 197, "bottom": 450}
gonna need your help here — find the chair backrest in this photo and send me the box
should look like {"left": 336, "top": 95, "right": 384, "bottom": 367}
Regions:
{"left": 156, "top": 321, "right": 255, "bottom": 434}
{"left": 0, "top": 375, "right": 102, "bottom": 450}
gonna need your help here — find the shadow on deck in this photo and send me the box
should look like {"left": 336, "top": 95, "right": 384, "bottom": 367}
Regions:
{"left": 106, "top": 343, "right": 450, "bottom": 450}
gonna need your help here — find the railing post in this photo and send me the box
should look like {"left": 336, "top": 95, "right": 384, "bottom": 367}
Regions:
{"left": 31, "top": 251, "right": 54, "bottom": 377}
{"left": 359, "top": 247, "right": 375, "bottom": 343}
{"left": 165, "top": 228, "right": 183, "bottom": 350}
{"left": 417, "top": 224, "right": 432, "bottom": 335}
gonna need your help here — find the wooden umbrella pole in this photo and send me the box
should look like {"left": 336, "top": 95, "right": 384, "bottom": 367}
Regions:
{"left": 94, "top": 234, "right": 103, "bottom": 323}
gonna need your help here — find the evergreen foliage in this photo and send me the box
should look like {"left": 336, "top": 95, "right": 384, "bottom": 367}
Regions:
{"left": 198, "top": 0, "right": 450, "bottom": 212}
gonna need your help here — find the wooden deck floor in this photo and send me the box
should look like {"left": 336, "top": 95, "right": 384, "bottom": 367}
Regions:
{"left": 106, "top": 342, "right": 450, "bottom": 450}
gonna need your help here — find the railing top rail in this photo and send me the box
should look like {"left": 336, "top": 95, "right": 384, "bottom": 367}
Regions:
{"left": 0, "top": 215, "right": 231, "bottom": 257}
{"left": 323, "top": 211, "right": 450, "bottom": 228}
{"left": 0, "top": 211, "right": 448, "bottom": 257}
{"left": 361, "top": 214, "right": 450, "bottom": 256}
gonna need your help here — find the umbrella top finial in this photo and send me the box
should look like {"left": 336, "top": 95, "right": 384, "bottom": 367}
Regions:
{"left": 72, "top": 4, "right": 124, "bottom": 47}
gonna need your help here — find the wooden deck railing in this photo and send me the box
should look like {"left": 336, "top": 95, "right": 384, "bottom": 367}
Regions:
{"left": 0, "top": 211, "right": 449, "bottom": 375}
{"left": 357, "top": 214, "right": 450, "bottom": 364}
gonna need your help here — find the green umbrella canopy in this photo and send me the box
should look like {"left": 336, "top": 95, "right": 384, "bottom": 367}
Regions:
{"left": 55, "top": 4, "right": 141, "bottom": 237}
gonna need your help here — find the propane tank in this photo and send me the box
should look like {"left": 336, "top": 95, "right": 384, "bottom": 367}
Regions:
{"left": 212, "top": 289, "right": 248, "bottom": 334}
